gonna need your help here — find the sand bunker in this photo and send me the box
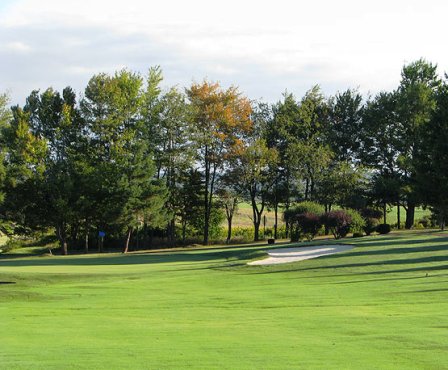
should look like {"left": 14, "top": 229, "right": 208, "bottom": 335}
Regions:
{"left": 248, "top": 244, "right": 354, "bottom": 266}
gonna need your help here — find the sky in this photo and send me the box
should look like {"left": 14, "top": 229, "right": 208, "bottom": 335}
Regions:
{"left": 1, "top": 0, "right": 447, "bottom": 106}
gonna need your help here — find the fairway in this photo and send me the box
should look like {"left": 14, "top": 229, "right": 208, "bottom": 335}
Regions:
{"left": 1, "top": 231, "right": 448, "bottom": 369}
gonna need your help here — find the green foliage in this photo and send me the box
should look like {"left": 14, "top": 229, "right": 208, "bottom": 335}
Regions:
{"left": 2, "top": 59, "right": 448, "bottom": 248}
{"left": 345, "top": 208, "right": 366, "bottom": 233}
{"left": 328, "top": 89, "right": 364, "bottom": 163}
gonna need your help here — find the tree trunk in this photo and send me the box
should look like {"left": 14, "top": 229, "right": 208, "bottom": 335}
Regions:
{"left": 254, "top": 220, "right": 261, "bottom": 242}
{"left": 85, "top": 233, "right": 89, "bottom": 254}
{"left": 405, "top": 203, "right": 415, "bottom": 229}
{"left": 123, "top": 228, "right": 132, "bottom": 253}
{"left": 98, "top": 236, "right": 102, "bottom": 253}
{"left": 324, "top": 204, "right": 330, "bottom": 235}
{"left": 182, "top": 221, "right": 187, "bottom": 245}
{"left": 142, "top": 223, "right": 148, "bottom": 249}
{"left": 57, "top": 224, "right": 68, "bottom": 255}
{"left": 383, "top": 202, "right": 387, "bottom": 224}
{"left": 397, "top": 201, "right": 401, "bottom": 229}
{"left": 251, "top": 191, "right": 264, "bottom": 242}
{"left": 168, "top": 218, "right": 176, "bottom": 247}
{"left": 274, "top": 203, "right": 278, "bottom": 239}
{"left": 62, "top": 241, "right": 68, "bottom": 255}
{"left": 226, "top": 216, "right": 232, "bottom": 244}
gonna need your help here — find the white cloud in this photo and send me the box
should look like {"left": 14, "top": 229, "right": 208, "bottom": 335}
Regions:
{"left": 4, "top": 41, "right": 31, "bottom": 53}
{"left": 1, "top": 0, "right": 447, "bottom": 105}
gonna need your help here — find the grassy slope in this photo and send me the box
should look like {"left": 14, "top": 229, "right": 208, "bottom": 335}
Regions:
{"left": 1, "top": 230, "right": 447, "bottom": 369}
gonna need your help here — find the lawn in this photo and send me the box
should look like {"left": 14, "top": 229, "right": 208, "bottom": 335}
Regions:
{"left": 1, "top": 230, "right": 448, "bottom": 369}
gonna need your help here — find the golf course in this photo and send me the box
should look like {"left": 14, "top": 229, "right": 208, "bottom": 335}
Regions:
{"left": 1, "top": 230, "right": 447, "bottom": 369}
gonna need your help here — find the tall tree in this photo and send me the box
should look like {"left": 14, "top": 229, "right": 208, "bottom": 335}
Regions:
{"left": 0, "top": 93, "right": 12, "bottom": 206}
{"left": 269, "top": 93, "right": 300, "bottom": 237}
{"left": 229, "top": 138, "right": 278, "bottom": 241}
{"left": 415, "top": 78, "right": 448, "bottom": 229}
{"left": 81, "top": 70, "right": 168, "bottom": 252}
{"left": 149, "top": 86, "right": 193, "bottom": 245}
{"left": 361, "top": 91, "right": 403, "bottom": 226}
{"left": 396, "top": 59, "right": 440, "bottom": 228}
{"left": 328, "top": 89, "right": 364, "bottom": 163}
{"left": 187, "top": 81, "right": 252, "bottom": 245}
{"left": 289, "top": 86, "right": 332, "bottom": 200}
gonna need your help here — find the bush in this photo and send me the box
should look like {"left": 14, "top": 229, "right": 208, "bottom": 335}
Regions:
{"left": 284, "top": 202, "right": 324, "bottom": 242}
{"left": 418, "top": 215, "right": 435, "bottom": 228}
{"left": 345, "top": 209, "right": 366, "bottom": 234}
{"left": 1, "top": 238, "right": 24, "bottom": 253}
{"left": 295, "top": 212, "right": 322, "bottom": 241}
{"left": 364, "top": 217, "right": 380, "bottom": 235}
{"left": 352, "top": 232, "right": 364, "bottom": 238}
{"left": 360, "top": 208, "right": 382, "bottom": 235}
{"left": 321, "top": 210, "right": 352, "bottom": 239}
{"left": 376, "top": 223, "right": 391, "bottom": 234}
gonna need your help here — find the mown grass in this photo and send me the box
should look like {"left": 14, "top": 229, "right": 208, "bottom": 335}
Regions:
{"left": 1, "top": 230, "right": 447, "bottom": 369}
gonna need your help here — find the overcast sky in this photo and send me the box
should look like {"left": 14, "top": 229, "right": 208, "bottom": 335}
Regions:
{"left": 1, "top": 0, "right": 447, "bottom": 105}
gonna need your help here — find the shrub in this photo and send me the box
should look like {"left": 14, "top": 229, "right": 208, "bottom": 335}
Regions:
{"left": 360, "top": 208, "right": 382, "bottom": 235}
{"left": 295, "top": 212, "right": 322, "bottom": 241}
{"left": 364, "top": 217, "right": 380, "bottom": 235}
{"left": 284, "top": 202, "right": 324, "bottom": 242}
{"left": 376, "top": 223, "right": 391, "bottom": 234}
{"left": 1, "top": 238, "right": 23, "bottom": 253}
{"left": 345, "top": 209, "right": 366, "bottom": 234}
{"left": 418, "top": 215, "right": 434, "bottom": 228}
{"left": 321, "top": 210, "right": 352, "bottom": 239}
{"left": 352, "top": 232, "right": 364, "bottom": 238}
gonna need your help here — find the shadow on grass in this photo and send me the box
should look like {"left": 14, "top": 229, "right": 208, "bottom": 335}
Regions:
{"left": 349, "top": 235, "right": 448, "bottom": 250}
{"left": 0, "top": 248, "right": 262, "bottom": 268}
{"left": 320, "top": 240, "right": 448, "bottom": 262}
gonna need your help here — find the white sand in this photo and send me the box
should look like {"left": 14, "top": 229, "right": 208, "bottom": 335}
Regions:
{"left": 248, "top": 244, "right": 354, "bottom": 265}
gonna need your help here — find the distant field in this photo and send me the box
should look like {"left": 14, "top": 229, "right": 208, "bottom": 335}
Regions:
{"left": 230, "top": 202, "right": 283, "bottom": 228}
{"left": 1, "top": 230, "right": 448, "bottom": 368}
{"left": 229, "top": 203, "right": 431, "bottom": 229}
{"left": 0, "top": 234, "right": 8, "bottom": 247}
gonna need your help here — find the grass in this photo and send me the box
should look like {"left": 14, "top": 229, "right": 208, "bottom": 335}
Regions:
{"left": 386, "top": 206, "right": 431, "bottom": 226}
{"left": 1, "top": 230, "right": 448, "bottom": 369}
{"left": 229, "top": 203, "right": 431, "bottom": 229}
{"left": 230, "top": 202, "right": 281, "bottom": 228}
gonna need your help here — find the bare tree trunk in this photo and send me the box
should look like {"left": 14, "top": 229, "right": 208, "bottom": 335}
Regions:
{"left": 397, "top": 201, "right": 401, "bottom": 229}
{"left": 182, "top": 221, "right": 187, "bottom": 245}
{"left": 226, "top": 216, "right": 232, "bottom": 244}
{"left": 383, "top": 202, "right": 387, "bottom": 224}
{"left": 85, "top": 233, "right": 89, "bottom": 254}
{"left": 123, "top": 228, "right": 132, "bottom": 254}
{"left": 274, "top": 203, "right": 278, "bottom": 239}
{"left": 405, "top": 203, "right": 415, "bottom": 229}
{"left": 57, "top": 224, "right": 68, "bottom": 255}
{"left": 254, "top": 221, "right": 260, "bottom": 241}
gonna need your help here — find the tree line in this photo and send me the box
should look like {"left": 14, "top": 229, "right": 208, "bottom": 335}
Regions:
{"left": 0, "top": 59, "right": 447, "bottom": 254}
